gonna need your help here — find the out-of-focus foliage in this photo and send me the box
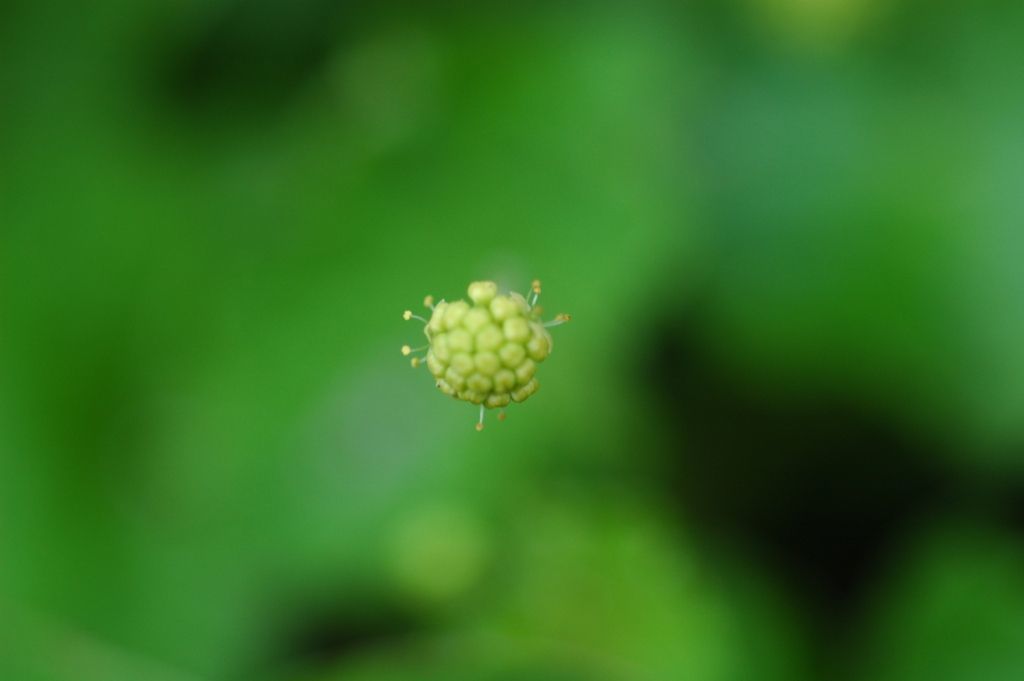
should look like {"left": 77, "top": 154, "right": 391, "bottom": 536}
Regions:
{"left": 1, "top": 1, "right": 1023, "bottom": 680}
{"left": 855, "top": 524, "right": 1024, "bottom": 681}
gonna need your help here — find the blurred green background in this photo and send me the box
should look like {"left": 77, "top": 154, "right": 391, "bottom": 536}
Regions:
{"left": 3, "top": 1, "right": 1024, "bottom": 680}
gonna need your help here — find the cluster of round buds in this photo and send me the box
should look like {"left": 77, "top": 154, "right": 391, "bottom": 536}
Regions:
{"left": 402, "top": 280, "right": 571, "bottom": 430}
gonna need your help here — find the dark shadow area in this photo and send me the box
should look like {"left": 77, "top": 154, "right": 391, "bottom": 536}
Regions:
{"left": 247, "top": 590, "right": 424, "bottom": 679}
{"left": 640, "top": 304, "right": 960, "bottom": 629}
{"left": 157, "top": 0, "right": 357, "bottom": 115}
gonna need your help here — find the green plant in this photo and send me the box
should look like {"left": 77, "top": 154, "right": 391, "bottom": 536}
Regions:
{"left": 403, "top": 280, "right": 570, "bottom": 430}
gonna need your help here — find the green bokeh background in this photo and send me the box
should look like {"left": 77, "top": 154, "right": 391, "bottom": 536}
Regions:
{"left": 3, "top": 1, "right": 1024, "bottom": 680}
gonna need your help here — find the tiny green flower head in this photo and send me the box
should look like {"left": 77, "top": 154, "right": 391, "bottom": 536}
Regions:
{"left": 402, "top": 279, "right": 570, "bottom": 431}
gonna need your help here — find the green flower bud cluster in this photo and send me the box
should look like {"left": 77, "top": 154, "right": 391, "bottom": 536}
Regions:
{"left": 426, "top": 280, "right": 550, "bottom": 408}
{"left": 403, "top": 280, "right": 569, "bottom": 429}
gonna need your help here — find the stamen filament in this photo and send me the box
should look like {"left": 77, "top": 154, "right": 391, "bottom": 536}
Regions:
{"left": 543, "top": 313, "right": 571, "bottom": 328}
{"left": 529, "top": 279, "right": 542, "bottom": 307}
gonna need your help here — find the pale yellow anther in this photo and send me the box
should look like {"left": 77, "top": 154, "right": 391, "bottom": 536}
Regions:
{"left": 531, "top": 279, "right": 542, "bottom": 294}
{"left": 475, "top": 422, "right": 484, "bottom": 432}
{"left": 403, "top": 310, "right": 413, "bottom": 320}
{"left": 401, "top": 345, "right": 412, "bottom": 356}
{"left": 543, "top": 312, "right": 572, "bottom": 329}
{"left": 410, "top": 357, "right": 422, "bottom": 368}
{"left": 424, "top": 295, "right": 435, "bottom": 308}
